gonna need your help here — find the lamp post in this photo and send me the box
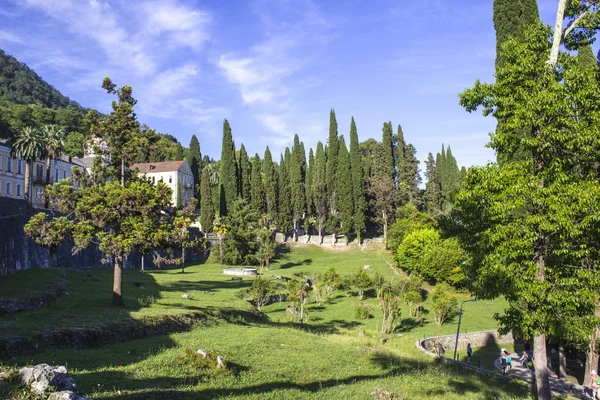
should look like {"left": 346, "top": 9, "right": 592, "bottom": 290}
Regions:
{"left": 453, "top": 298, "right": 479, "bottom": 361}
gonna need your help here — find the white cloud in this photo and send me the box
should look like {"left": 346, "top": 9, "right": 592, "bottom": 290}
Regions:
{"left": 0, "top": 30, "right": 22, "bottom": 43}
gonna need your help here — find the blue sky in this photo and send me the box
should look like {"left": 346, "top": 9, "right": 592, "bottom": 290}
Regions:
{"left": 0, "top": 0, "right": 561, "bottom": 169}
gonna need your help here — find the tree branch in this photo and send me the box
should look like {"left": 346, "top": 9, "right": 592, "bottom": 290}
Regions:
{"left": 548, "top": 0, "right": 568, "bottom": 69}
{"left": 564, "top": 10, "right": 589, "bottom": 38}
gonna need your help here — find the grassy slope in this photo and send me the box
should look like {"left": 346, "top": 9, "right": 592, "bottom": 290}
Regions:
{"left": 0, "top": 244, "right": 531, "bottom": 399}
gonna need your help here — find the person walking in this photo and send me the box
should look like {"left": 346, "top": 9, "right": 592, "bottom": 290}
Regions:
{"left": 466, "top": 343, "right": 473, "bottom": 363}
{"left": 591, "top": 370, "right": 599, "bottom": 400}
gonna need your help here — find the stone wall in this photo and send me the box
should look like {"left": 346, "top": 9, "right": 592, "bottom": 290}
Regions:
{"left": 420, "top": 329, "right": 515, "bottom": 354}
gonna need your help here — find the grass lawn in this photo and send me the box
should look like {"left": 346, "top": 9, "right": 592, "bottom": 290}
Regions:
{"left": 0, "top": 243, "right": 533, "bottom": 399}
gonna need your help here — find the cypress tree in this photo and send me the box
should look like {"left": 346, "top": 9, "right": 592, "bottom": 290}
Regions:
{"left": 239, "top": 144, "right": 251, "bottom": 202}
{"left": 174, "top": 142, "right": 185, "bottom": 160}
{"left": 578, "top": 44, "right": 599, "bottom": 71}
{"left": 219, "top": 119, "right": 237, "bottom": 216}
{"left": 335, "top": 136, "right": 354, "bottom": 238}
{"left": 395, "top": 124, "right": 409, "bottom": 204}
{"left": 326, "top": 109, "right": 339, "bottom": 215}
{"left": 313, "top": 141, "right": 328, "bottom": 244}
{"left": 306, "top": 148, "right": 315, "bottom": 230}
{"left": 250, "top": 153, "right": 266, "bottom": 216}
{"left": 424, "top": 152, "right": 442, "bottom": 214}
{"left": 263, "top": 146, "right": 278, "bottom": 220}
{"left": 349, "top": 117, "right": 366, "bottom": 240}
{"left": 290, "top": 135, "right": 306, "bottom": 241}
{"left": 403, "top": 143, "right": 421, "bottom": 205}
{"left": 278, "top": 151, "right": 292, "bottom": 237}
{"left": 381, "top": 122, "right": 395, "bottom": 182}
{"left": 188, "top": 134, "right": 202, "bottom": 200}
{"left": 493, "top": 0, "right": 539, "bottom": 67}
{"left": 200, "top": 166, "right": 215, "bottom": 233}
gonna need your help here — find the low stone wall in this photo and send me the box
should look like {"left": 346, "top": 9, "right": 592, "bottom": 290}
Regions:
{"left": 420, "top": 329, "right": 515, "bottom": 355}
{"left": 0, "top": 275, "right": 69, "bottom": 315}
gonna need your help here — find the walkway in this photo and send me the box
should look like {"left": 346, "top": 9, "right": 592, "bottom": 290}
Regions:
{"left": 494, "top": 357, "right": 591, "bottom": 399}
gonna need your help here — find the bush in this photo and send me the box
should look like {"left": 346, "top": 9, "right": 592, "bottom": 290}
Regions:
{"left": 432, "top": 282, "right": 458, "bottom": 327}
{"left": 354, "top": 303, "right": 373, "bottom": 320}
{"left": 395, "top": 228, "right": 439, "bottom": 274}
{"left": 136, "top": 294, "right": 156, "bottom": 308}
{"left": 352, "top": 268, "right": 373, "bottom": 300}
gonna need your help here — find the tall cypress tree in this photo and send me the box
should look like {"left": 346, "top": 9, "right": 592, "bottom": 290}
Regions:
{"left": 349, "top": 117, "right": 366, "bottom": 240}
{"left": 377, "top": 122, "right": 395, "bottom": 182}
{"left": 326, "top": 109, "right": 339, "bottom": 215}
{"left": 313, "top": 141, "right": 328, "bottom": 244}
{"left": 395, "top": 124, "right": 408, "bottom": 204}
{"left": 239, "top": 144, "right": 251, "bottom": 202}
{"left": 424, "top": 152, "right": 442, "bottom": 214}
{"left": 493, "top": 0, "right": 539, "bottom": 67}
{"left": 403, "top": 143, "right": 421, "bottom": 205}
{"left": 278, "top": 151, "right": 292, "bottom": 237}
{"left": 335, "top": 136, "right": 354, "bottom": 238}
{"left": 200, "top": 166, "right": 215, "bottom": 233}
{"left": 219, "top": 119, "right": 237, "bottom": 216}
{"left": 250, "top": 153, "right": 266, "bottom": 216}
{"left": 578, "top": 44, "right": 599, "bottom": 71}
{"left": 290, "top": 135, "right": 306, "bottom": 241}
{"left": 306, "top": 147, "right": 315, "bottom": 230}
{"left": 188, "top": 134, "right": 202, "bottom": 201}
{"left": 263, "top": 146, "right": 278, "bottom": 220}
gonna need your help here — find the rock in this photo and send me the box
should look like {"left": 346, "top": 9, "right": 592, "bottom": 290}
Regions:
{"left": 48, "top": 390, "right": 80, "bottom": 400}
{"left": 19, "top": 364, "right": 78, "bottom": 395}
{"left": 181, "top": 293, "right": 193, "bottom": 299}
{"left": 216, "top": 355, "right": 226, "bottom": 369}
{"left": 363, "top": 265, "right": 371, "bottom": 270}
{"left": 230, "top": 277, "right": 242, "bottom": 281}
{"left": 196, "top": 349, "right": 208, "bottom": 359}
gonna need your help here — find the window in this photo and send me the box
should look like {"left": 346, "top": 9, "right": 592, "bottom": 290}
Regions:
{"left": 17, "top": 159, "right": 22, "bottom": 175}
{"left": 0, "top": 154, "right": 2, "bottom": 171}
{"left": 63, "top": 170, "right": 67, "bottom": 179}
{"left": 169, "top": 175, "right": 172, "bottom": 183}
{"left": 35, "top": 187, "right": 43, "bottom": 201}
{"left": 6, "top": 157, "right": 11, "bottom": 173}
{"left": 37, "top": 164, "right": 43, "bottom": 180}
{"left": 6, "top": 182, "right": 11, "bottom": 196}
{"left": 152, "top": 176, "right": 155, "bottom": 184}
{"left": 159, "top": 176, "right": 163, "bottom": 182}
{"left": 55, "top": 168, "right": 59, "bottom": 182}
{"left": 16, "top": 184, "right": 22, "bottom": 197}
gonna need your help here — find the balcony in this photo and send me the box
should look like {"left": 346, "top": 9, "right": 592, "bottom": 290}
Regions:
{"left": 33, "top": 176, "right": 54, "bottom": 185}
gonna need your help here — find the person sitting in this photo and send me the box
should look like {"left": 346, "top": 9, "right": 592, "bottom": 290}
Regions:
{"left": 519, "top": 351, "right": 530, "bottom": 368}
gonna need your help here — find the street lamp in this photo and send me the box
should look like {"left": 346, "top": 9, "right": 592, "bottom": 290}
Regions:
{"left": 453, "top": 298, "right": 479, "bottom": 361}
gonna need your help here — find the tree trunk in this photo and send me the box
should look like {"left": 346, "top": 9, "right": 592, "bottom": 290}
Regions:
{"left": 219, "top": 238, "right": 223, "bottom": 265}
{"left": 318, "top": 227, "right": 323, "bottom": 245}
{"left": 357, "top": 232, "right": 361, "bottom": 245}
{"left": 293, "top": 218, "right": 298, "bottom": 242}
{"left": 383, "top": 210, "right": 388, "bottom": 249}
{"left": 112, "top": 253, "right": 124, "bottom": 307}
{"left": 44, "top": 157, "right": 52, "bottom": 208}
{"left": 585, "top": 305, "right": 600, "bottom": 386}
{"left": 533, "top": 252, "right": 551, "bottom": 400}
{"left": 548, "top": 0, "right": 567, "bottom": 69}
{"left": 24, "top": 161, "right": 31, "bottom": 203}
{"left": 141, "top": 254, "right": 145, "bottom": 274}
{"left": 181, "top": 245, "right": 185, "bottom": 273}
{"left": 558, "top": 340, "right": 567, "bottom": 378}
{"left": 121, "top": 158, "right": 125, "bottom": 187}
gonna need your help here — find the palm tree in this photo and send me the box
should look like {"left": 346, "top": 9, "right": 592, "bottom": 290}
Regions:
{"left": 11, "top": 127, "right": 46, "bottom": 203}
{"left": 41, "top": 125, "right": 65, "bottom": 208}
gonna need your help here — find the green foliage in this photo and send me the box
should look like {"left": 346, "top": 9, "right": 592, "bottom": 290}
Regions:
{"left": 188, "top": 134, "right": 202, "bottom": 198}
{"left": 395, "top": 125, "right": 421, "bottom": 206}
{"left": 377, "top": 279, "right": 403, "bottom": 334}
{"left": 395, "top": 228, "right": 439, "bottom": 274}
{"left": 335, "top": 136, "right": 354, "bottom": 235}
{"left": 239, "top": 144, "right": 251, "bottom": 202}
{"left": 262, "top": 147, "right": 278, "bottom": 221}
{"left": 388, "top": 204, "right": 437, "bottom": 253}
{"left": 219, "top": 119, "right": 237, "bottom": 216}
{"left": 237, "top": 277, "right": 279, "bottom": 312}
{"left": 404, "top": 274, "right": 425, "bottom": 317}
{"left": 493, "top": 0, "right": 539, "bottom": 67}
{"left": 326, "top": 109, "right": 339, "bottom": 215}
{"left": 277, "top": 151, "right": 292, "bottom": 235}
{"left": 577, "top": 43, "right": 599, "bottom": 71}
{"left": 313, "top": 141, "right": 328, "bottom": 238}
{"left": 256, "top": 227, "right": 276, "bottom": 270}
{"left": 136, "top": 294, "right": 157, "bottom": 308}
{"left": 422, "top": 238, "right": 467, "bottom": 286}
{"left": 321, "top": 266, "right": 342, "bottom": 299}
{"left": 250, "top": 154, "right": 266, "bottom": 216}
{"left": 200, "top": 166, "right": 215, "bottom": 233}
{"left": 431, "top": 282, "right": 457, "bottom": 327}
{"left": 290, "top": 134, "right": 306, "bottom": 237}
{"left": 354, "top": 302, "right": 373, "bottom": 320}
{"left": 222, "top": 199, "right": 259, "bottom": 265}
{"left": 180, "top": 348, "right": 227, "bottom": 371}
{"left": 349, "top": 117, "right": 366, "bottom": 236}
{"left": 352, "top": 268, "right": 373, "bottom": 300}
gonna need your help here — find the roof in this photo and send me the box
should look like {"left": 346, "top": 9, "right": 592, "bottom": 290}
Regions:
{"left": 132, "top": 160, "right": 187, "bottom": 174}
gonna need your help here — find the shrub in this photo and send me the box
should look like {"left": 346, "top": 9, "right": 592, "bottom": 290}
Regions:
{"left": 432, "top": 282, "right": 458, "bottom": 327}
{"left": 395, "top": 228, "right": 439, "bottom": 274}
{"left": 354, "top": 303, "right": 373, "bottom": 320}
{"left": 352, "top": 268, "right": 373, "bottom": 300}
{"left": 136, "top": 294, "right": 156, "bottom": 308}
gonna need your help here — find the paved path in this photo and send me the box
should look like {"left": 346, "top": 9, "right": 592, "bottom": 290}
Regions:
{"left": 494, "top": 356, "right": 592, "bottom": 399}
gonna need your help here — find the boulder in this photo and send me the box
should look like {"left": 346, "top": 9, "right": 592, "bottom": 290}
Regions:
{"left": 18, "top": 364, "right": 81, "bottom": 396}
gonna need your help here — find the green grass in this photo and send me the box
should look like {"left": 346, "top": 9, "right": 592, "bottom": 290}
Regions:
{"left": 0, "top": 243, "right": 534, "bottom": 399}
{"left": 0, "top": 268, "right": 64, "bottom": 300}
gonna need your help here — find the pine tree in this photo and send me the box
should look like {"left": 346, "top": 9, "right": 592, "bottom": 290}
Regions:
{"left": 578, "top": 44, "right": 599, "bottom": 71}
{"left": 493, "top": 0, "right": 539, "bottom": 67}
{"left": 349, "top": 117, "right": 366, "bottom": 240}
{"left": 250, "top": 153, "right": 266, "bottom": 216}
{"left": 188, "top": 135, "right": 202, "bottom": 201}
{"left": 263, "top": 146, "right": 278, "bottom": 220}
{"left": 278, "top": 151, "right": 292, "bottom": 237}
{"left": 239, "top": 144, "right": 251, "bottom": 202}
{"left": 424, "top": 152, "right": 442, "bottom": 214}
{"left": 219, "top": 119, "right": 237, "bottom": 216}
{"left": 326, "top": 109, "right": 339, "bottom": 215}
{"left": 290, "top": 135, "right": 306, "bottom": 241}
{"left": 313, "top": 141, "right": 328, "bottom": 244}
{"left": 335, "top": 136, "right": 354, "bottom": 239}
{"left": 200, "top": 166, "right": 215, "bottom": 233}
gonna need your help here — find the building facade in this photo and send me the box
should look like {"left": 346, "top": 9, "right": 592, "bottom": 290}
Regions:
{"left": 131, "top": 160, "right": 194, "bottom": 207}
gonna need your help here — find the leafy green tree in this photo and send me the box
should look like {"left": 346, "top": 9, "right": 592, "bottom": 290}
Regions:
{"left": 313, "top": 142, "right": 328, "bottom": 244}
{"left": 188, "top": 134, "right": 202, "bottom": 199}
{"left": 352, "top": 268, "right": 373, "bottom": 300}
{"left": 404, "top": 274, "right": 425, "bottom": 317}
{"left": 263, "top": 147, "right": 278, "bottom": 222}
{"left": 388, "top": 203, "right": 436, "bottom": 254}
{"left": 377, "top": 279, "right": 402, "bottom": 334}
{"left": 250, "top": 153, "right": 266, "bottom": 215}
{"left": 458, "top": 22, "right": 600, "bottom": 398}
{"left": 25, "top": 179, "right": 172, "bottom": 306}
{"left": 256, "top": 227, "right": 276, "bottom": 274}
{"left": 321, "top": 266, "right": 341, "bottom": 300}
{"left": 200, "top": 166, "right": 214, "bottom": 234}
{"left": 287, "top": 278, "right": 310, "bottom": 323}
{"left": 63, "top": 131, "right": 85, "bottom": 158}
{"left": 431, "top": 282, "right": 457, "bottom": 327}
{"left": 223, "top": 199, "right": 259, "bottom": 265}
{"left": 11, "top": 126, "right": 46, "bottom": 202}
{"left": 219, "top": 119, "right": 237, "bottom": 216}
{"left": 290, "top": 134, "right": 306, "bottom": 241}
{"left": 349, "top": 117, "right": 366, "bottom": 241}
{"left": 213, "top": 218, "right": 229, "bottom": 265}
{"left": 239, "top": 144, "right": 251, "bottom": 202}
{"left": 395, "top": 227, "right": 439, "bottom": 274}
{"left": 238, "top": 277, "right": 277, "bottom": 312}
{"left": 335, "top": 136, "right": 354, "bottom": 239}
{"left": 422, "top": 238, "right": 467, "bottom": 285}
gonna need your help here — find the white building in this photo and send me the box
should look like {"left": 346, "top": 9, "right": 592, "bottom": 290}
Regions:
{"left": 131, "top": 160, "right": 194, "bottom": 207}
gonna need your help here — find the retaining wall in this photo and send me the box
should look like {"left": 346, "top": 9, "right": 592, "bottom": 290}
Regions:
{"left": 420, "top": 329, "right": 515, "bottom": 354}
